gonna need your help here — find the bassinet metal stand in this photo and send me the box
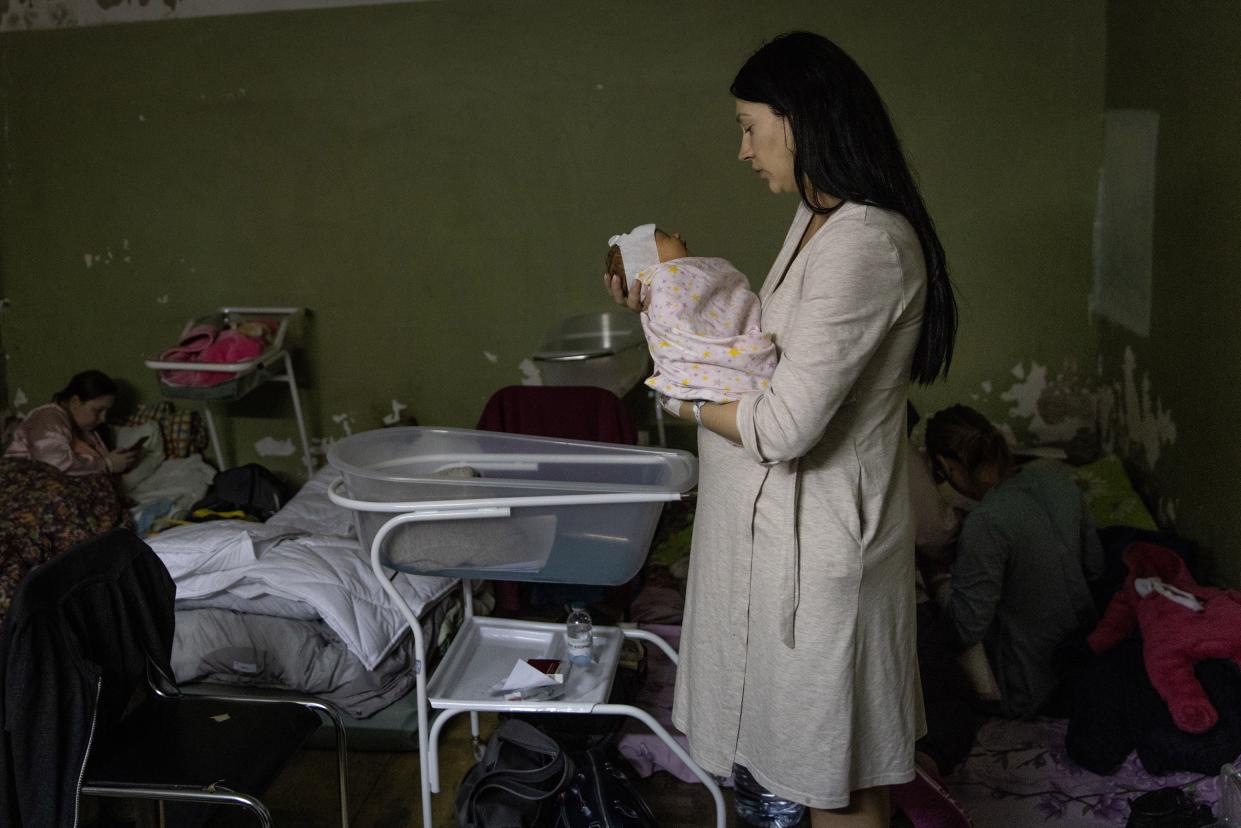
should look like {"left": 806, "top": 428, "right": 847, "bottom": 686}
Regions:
{"left": 327, "top": 481, "right": 725, "bottom": 828}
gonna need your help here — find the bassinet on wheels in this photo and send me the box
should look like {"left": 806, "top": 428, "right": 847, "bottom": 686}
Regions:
{"left": 326, "top": 426, "right": 724, "bottom": 828}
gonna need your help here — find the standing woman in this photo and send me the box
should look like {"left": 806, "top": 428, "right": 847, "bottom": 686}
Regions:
{"left": 606, "top": 32, "right": 956, "bottom": 826}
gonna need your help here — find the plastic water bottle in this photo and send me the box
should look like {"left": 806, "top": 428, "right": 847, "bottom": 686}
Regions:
{"left": 565, "top": 607, "right": 593, "bottom": 665}
{"left": 732, "top": 763, "right": 805, "bottom": 827}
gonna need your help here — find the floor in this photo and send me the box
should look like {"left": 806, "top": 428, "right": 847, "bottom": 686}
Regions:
{"left": 83, "top": 708, "right": 934, "bottom": 827}
{"left": 206, "top": 711, "right": 746, "bottom": 828}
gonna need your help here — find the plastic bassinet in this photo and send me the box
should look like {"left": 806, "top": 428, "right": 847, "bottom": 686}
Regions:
{"left": 326, "top": 426, "right": 697, "bottom": 584}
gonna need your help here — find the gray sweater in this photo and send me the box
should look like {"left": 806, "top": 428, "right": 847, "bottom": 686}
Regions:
{"left": 943, "top": 462, "right": 1103, "bottom": 717}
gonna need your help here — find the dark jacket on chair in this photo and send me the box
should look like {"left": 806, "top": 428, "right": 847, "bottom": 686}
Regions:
{"left": 0, "top": 529, "right": 175, "bottom": 828}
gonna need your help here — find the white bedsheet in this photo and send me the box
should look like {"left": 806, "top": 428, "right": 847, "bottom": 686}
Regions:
{"left": 148, "top": 467, "right": 455, "bottom": 670}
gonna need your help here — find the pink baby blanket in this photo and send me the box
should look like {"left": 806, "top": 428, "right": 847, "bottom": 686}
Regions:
{"left": 158, "top": 325, "right": 266, "bottom": 387}
{"left": 638, "top": 257, "right": 776, "bottom": 402}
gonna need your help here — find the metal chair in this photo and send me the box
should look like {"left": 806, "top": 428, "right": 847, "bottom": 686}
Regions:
{"left": 0, "top": 529, "right": 348, "bottom": 828}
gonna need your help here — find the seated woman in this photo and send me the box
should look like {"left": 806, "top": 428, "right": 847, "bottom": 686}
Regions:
{"left": 0, "top": 370, "right": 136, "bottom": 618}
{"left": 6, "top": 370, "right": 138, "bottom": 475}
{"left": 922, "top": 404, "right": 1103, "bottom": 719}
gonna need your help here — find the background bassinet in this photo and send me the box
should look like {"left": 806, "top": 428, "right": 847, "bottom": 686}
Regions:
{"left": 144, "top": 306, "right": 313, "bottom": 475}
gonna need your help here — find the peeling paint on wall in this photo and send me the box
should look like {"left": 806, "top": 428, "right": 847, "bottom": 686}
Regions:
{"left": 254, "top": 436, "right": 295, "bottom": 457}
{"left": 331, "top": 412, "right": 354, "bottom": 436}
{"left": 12, "top": 388, "right": 26, "bottom": 409}
{"left": 483, "top": 351, "right": 498, "bottom": 364}
{"left": 518, "top": 358, "right": 542, "bottom": 386}
{"left": 1, "top": 0, "right": 427, "bottom": 33}
{"left": 84, "top": 240, "right": 128, "bottom": 268}
{"left": 310, "top": 435, "right": 335, "bottom": 460}
{"left": 1099, "top": 345, "right": 1177, "bottom": 469}
{"left": 380, "top": 399, "right": 407, "bottom": 426}
{"left": 997, "top": 360, "right": 1098, "bottom": 445}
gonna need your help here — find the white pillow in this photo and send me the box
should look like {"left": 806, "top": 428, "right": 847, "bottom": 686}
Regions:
{"left": 114, "top": 421, "right": 165, "bottom": 490}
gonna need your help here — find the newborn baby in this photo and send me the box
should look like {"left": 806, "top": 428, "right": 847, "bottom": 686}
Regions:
{"left": 606, "top": 223, "right": 776, "bottom": 402}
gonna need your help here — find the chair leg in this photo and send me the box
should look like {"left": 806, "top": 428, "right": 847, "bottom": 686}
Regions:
{"left": 81, "top": 784, "right": 274, "bottom": 828}
{"left": 294, "top": 697, "right": 351, "bottom": 828}
{"left": 168, "top": 689, "right": 351, "bottom": 828}
{"left": 264, "top": 695, "right": 349, "bottom": 828}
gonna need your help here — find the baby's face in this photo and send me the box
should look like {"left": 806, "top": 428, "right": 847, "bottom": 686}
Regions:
{"left": 654, "top": 230, "right": 689, "bottom": 262}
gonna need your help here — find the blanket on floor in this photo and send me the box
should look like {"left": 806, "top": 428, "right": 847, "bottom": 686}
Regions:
{"left": 0, "top": 458, "right": 133, "bottom": 619}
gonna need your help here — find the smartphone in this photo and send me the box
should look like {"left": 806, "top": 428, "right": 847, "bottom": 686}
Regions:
{"left": 126, "top": 435, "right": 150, "bottom": 452}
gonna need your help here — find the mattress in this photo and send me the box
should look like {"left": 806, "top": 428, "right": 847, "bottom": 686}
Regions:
{"left": 148, "top": 465, "right": 462, "bottom": 714}
{"left": 171, "top": 586, "right": 462, "bottom": 718}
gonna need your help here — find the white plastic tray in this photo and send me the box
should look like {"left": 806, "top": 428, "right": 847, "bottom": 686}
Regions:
{"left": 426, "top": 617, "right": 623, "bottom": 711}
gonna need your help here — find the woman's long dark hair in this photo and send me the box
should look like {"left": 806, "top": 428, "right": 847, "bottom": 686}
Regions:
{"left": 731, "top": 31, "right": 956, "bottom": 385}
{"left": 52, "top": 369, "right": 116, "bottom": 403}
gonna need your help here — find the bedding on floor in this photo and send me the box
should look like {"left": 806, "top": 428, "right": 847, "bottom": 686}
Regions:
{"left": 114, "top": 403, "right": 216, "bottom": 532}
{"left": 150, "top": 519, "right": 453, "bottom": 669}
{"left": 945, "top": 716, "right": 1222, "bottom": 826}
{"left": 145, "top": 465, "right": 459, "bottom": 714}
{"left": 171, "top": 587, "right": 464, "bottom": 718}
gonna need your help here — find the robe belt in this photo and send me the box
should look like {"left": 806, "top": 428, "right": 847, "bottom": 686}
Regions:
{"left": 771, "top": 458, "right": 801, "bottom": 648}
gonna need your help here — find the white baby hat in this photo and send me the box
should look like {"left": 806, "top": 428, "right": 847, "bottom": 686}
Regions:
{"left": 608, "top": 223, "right": 659, "bottom": 291}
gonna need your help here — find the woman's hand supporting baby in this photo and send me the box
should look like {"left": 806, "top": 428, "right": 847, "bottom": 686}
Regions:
{"left": 602, "top": 271, "right": 647, "bottom": 312}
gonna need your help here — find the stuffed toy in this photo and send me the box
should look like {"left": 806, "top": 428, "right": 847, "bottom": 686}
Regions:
{"left": 1088, "top": 542, "right": 1241, "bottom": 733}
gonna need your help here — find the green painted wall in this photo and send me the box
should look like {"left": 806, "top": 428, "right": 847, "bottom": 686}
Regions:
{"left": 1103, "top": 1, "right": 1241, "bottom": 586}
{"left": 0, "top": 0, "right": 1105, "bottom": 481}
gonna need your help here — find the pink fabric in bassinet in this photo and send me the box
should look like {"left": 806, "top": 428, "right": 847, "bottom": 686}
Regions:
{"left": 198, "top": 330, "right": 263, "bottom": 366}
{"left": 637, "top": 257, "right": 776, "bottom": 403}
{"left": 158, "top": 327, "right": 265, "bottom": 387}
{"left": 157, "top": 323, "right": 219, "bottom": 386}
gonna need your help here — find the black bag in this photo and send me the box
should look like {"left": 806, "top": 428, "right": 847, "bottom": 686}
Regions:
{"left": 1126, "top": 787, "right": 1215, "bottom": 827}
{"left": 455, "top": 719, "right": 575, "bottom": 828}
{"left": 192, "top": 463, "right": 287, "bottom": 521}
{"left": 555, "top": 747, "right": 657, "bottom": 828}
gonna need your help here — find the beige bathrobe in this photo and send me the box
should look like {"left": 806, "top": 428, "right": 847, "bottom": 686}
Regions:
{"left": 671, "top": 201, "right": 926, "bottom": 809}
